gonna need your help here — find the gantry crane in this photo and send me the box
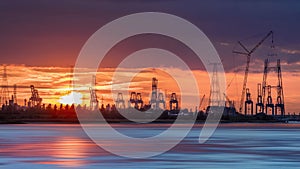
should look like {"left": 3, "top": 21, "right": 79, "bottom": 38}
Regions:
{"left": 29, "top": 85, "right": 42, "bottom": 107}
{"left": 233, "top": 31, "right": 273, "bottom": 113}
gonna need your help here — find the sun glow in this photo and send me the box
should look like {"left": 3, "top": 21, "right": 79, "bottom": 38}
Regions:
{"left": 59, "top": 91, "right": 83, "bottom": 105}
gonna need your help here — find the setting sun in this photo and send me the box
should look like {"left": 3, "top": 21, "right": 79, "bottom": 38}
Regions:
{"left": 59, "top": 91, "right": 83, "bottom": 105}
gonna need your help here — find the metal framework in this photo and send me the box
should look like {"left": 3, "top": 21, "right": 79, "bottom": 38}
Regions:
{"left": 233, "top": 31, "right": 273, "bottom": 113}
{"left": 256, "top": 83, "right": 264, "bottom": 114}
{"left": 208, "top": 63, "right": 223, "bottom": 107}
{"left": 262, "top": 59, "right": 285, "bottom": 116}
{"left": 29, "top": 85, "right": 42, "bottom": 107}
{"left": 169, "top": 93, "right": 178, "bottom": 111}
{"left": 0, "top": 66, "right": 9, "bottom": 105}
{"left": 244, "top": 88, "right": 253, "bottom": 116}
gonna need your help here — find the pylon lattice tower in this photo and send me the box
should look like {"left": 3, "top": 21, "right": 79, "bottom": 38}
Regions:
{"left": 0, "top": 66, "right": 9, "bottom": 105}
{"left": 208, "top": 63, "right": 223, "bottom": 108}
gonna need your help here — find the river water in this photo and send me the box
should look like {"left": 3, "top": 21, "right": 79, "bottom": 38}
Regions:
{"left": 0, "top": 123, "right": 300, "bottom": 169}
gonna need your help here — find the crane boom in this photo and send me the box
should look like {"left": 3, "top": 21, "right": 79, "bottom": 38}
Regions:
{"left": 233, "top": 31, "right": 273, "bottom": 113}
{"left": 199, "top": 94, "right": 205, "bottom": 108}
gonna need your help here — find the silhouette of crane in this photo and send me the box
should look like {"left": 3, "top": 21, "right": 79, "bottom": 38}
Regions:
{"left": 29, "top": 85, "right": 42, "bottom": 107}
{"left": 233, "top": 31, "right": 273, "bottom": 113}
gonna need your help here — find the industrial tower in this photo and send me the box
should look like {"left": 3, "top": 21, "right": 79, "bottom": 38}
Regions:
{"left": 0, "top": 66, "right": 9, "bottom": 105}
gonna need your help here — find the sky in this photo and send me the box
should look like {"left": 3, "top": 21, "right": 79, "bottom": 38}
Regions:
{"left": 0, "top": 0, "right": 299, "bottom": 68}
{"left": 0, "top": 0, "right": 299, "bottom": 113}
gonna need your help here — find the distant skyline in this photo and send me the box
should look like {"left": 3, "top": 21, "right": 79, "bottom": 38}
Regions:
{"left": 0, "top": 65, "right": 299, "bottom": 113}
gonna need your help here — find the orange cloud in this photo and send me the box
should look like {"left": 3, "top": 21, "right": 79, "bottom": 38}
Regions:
{"left": 0, "top": 64, "right": 299, "bottom": 113}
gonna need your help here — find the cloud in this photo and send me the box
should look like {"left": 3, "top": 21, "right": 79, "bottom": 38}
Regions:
{"left": 280, "top": 48, "right": 300, "bottom": 55}
{"left": 220, "top": 42, "right": 230, "bottom": 46}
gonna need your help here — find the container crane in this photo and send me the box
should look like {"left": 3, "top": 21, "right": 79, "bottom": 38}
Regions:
{"left": 29, "top": 85, "right": 42, "bottom": 107}
{"left": 233, "top": 31, "right": 273, "bottom": 113}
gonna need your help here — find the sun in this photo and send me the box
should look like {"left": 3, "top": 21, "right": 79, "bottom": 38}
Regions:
{"left": 59, "top": 91, "right": 83, "bottom": 105}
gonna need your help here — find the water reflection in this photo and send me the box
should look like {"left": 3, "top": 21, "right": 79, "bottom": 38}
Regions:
{"left": 1, "top": 123, "right": 300, "bottom": 168}
{"left": 0, "top": 124, "right": 110, "bottom": 168}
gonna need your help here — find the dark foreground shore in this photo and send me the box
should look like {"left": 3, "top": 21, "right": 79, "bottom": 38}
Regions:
{"left": 0, "top": 118, "right": 292, "bottom": 124}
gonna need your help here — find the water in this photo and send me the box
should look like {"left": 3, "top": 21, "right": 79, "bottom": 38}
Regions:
{"left": 0, "top": 123, "right": 300, "bottom": 169}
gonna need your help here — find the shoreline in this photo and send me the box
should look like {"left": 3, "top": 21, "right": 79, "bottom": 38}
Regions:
{"left": 0, "top": 118, "right": 293, "bottom": 124}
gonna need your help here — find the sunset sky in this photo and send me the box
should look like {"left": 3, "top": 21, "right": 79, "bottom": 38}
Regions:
{"left": 0, "top": 1, "right": 299, "bottom": 113}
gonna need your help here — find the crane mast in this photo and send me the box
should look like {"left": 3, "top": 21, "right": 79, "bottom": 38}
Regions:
{"left": 199, "top": 94, "right": 205, "bottom": 108}
{"left": 233, "top": 31, "right": 273, "bottom": 113}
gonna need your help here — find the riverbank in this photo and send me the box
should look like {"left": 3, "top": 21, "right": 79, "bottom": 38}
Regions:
{"left": 0, "top": 118, "right": 292, "bottom": 124}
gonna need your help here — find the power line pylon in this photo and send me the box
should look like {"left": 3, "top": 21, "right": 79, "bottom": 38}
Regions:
{"left": 0, "top": 65, "right": 9, "bottom": 105}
